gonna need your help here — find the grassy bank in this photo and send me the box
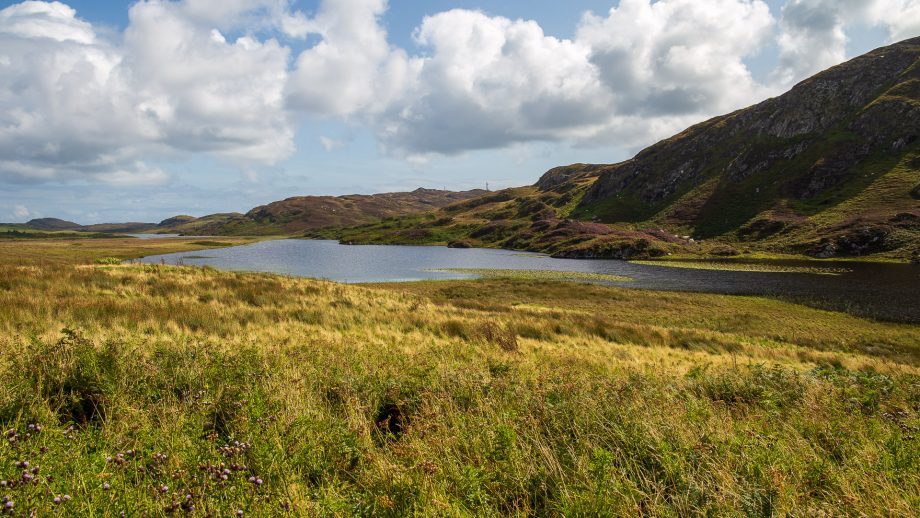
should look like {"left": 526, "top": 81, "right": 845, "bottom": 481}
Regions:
{"left": 0, "top": 237, "right": 257, "bottom": 266}
{"left": 0, "top": 242, "right": 918, "bottom": 515}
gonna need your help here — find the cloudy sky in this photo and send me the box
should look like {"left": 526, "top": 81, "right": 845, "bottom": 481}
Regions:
{"left": 1, "top": 0, "right": 918, "bottom": 224}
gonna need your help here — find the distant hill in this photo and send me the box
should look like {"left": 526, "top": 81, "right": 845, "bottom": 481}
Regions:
{"left": 25, "top": 218, "right": 82, "bottom": 231}
{"left": 156, "top": 188, "right": 488, "bottom": 236}
{"left": 11, "top": 188, "right": 487, "bottom": 238}
{"left": 82, "top": 223, "right": 159, "bottom": 233}
{"left": 309, "top": 37, "right": 920, "bottom": 261}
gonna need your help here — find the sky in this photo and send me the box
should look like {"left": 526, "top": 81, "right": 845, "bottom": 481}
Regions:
{"left": 0, "top": 0, "right": 918, "bottom": 224}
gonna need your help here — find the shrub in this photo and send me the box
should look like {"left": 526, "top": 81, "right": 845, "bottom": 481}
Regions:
{"left": 16, "top": 329, "right": 118, "bottom": 425}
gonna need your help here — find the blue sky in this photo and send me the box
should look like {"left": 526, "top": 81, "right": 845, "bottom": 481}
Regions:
{"left": 0, "top": 0, "right": 915, "bottom": 224}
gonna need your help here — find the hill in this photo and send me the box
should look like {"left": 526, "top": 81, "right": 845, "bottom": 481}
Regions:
{"left": 311, "top": 37, "right": 920, "bottom": 261}
{"left": 157, "top": 188, "right": 488, "bottom": 236}
{"left": 11, "top": 188, "right": 487, "bottom": 238}
{"left": 25, "top": 218, "right": 82, "bottom": 231}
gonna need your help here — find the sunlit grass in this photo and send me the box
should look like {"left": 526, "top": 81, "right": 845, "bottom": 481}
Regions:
{"left": 0, "top": 240, "right": 918, "bottom": 515}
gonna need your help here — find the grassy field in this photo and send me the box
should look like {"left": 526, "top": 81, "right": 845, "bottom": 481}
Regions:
{"left": 0, "top": 237, "right": 257, "bottom": 266}
{"left": 0, "top": 240, "right": 918, "bottom": 516}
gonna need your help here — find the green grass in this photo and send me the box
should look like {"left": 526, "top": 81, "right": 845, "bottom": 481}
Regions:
{"left": 629, "top": 260, "right": 852, "bottom": 275}
{"left": 427, "top": 268, "right": 632, "bottom": 283}
{"left": 1, "top": 240, "right": 919, "bottom": 515}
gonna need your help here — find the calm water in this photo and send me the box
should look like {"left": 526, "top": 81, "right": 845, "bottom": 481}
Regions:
{"left": 138, "top": 239, "right": 920, "bottom": 323}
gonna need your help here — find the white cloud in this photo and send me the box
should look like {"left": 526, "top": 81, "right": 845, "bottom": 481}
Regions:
{"left": 364, "top": 0, "right": 775, "bottom": 156}
{"left": 286, "top": 0, "right": 416, "bottom": 117}
{"left": 0, "top": 0, "right": 297, "bottom": 186}
{"left": 873, "top": 0, "right": 920, "bottom": 41}
{"left": 125, "top": 0, "right": 294, "bottom": 164}
{"left": 178, "top": 0, "right": 309, "bottom": 37}
{"left": 319, "top": 136, "right": 345, "bottom": 151}
{"left": 0, "top": 1, "right": 94, "bottom": 43}
{"left": 13, "top": 204, "right": 30, "bottom": 219}
{"left": 774, "top": 0, "right": 920, "bottom": 87}
{"left": 1, "top": 0, "right": 918, "bottom": 189}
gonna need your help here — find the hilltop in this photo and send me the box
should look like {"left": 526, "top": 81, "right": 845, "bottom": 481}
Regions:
{"left": 158, "top": 188, "right": 488, "bottom": 236}
{"left": 9, "top": 188, "right": 487, "bottom": 238}
{"left": 311, "top": 37, "right": 920, "bottom": 261}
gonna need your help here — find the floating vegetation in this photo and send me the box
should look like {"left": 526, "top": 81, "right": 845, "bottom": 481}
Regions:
{"left": 191, "top": 241, "right": 234, "bottom": 247}
{"left": 630, "top": 260, "right": 852, "bottom": 275}
{"left": 428, "top": 268, "right": 632, "bottom": 282}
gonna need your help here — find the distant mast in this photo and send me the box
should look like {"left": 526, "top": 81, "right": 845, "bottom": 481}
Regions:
{"left": 486, "top": 182, "right": 490, "bottom": 192}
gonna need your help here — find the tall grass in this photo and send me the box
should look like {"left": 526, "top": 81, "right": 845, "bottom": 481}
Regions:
{"left": 0, "top": 263, "right": 918, "bottom": 515}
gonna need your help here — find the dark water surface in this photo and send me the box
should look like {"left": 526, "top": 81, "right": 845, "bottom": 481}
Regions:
{"left": 138, "top": 239, "right": 920, "bottom": 323}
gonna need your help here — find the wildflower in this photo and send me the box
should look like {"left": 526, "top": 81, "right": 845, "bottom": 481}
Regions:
{"left": 237, "top": 510, "right": 244, "bottom": 517}
{"left": 53, "top": 497, "right": 61, "bottom": 505}
{"left": 159, "top": 485, "right": 169, "bottom": 493}
{"left": 103, "top": 483, "right": 111, "bottom": 491}
{"left": 63, "top": 495, "right": 70, "bottom": 502}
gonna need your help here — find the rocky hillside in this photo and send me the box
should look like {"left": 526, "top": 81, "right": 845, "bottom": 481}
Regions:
{"left": 575, "top": 36, "right": 920, "bottom": 257}
{"left": 244, "top": 188, "right": 487, "bottom": 233}
{"left": 313, "top": 38, "right": 920, "bottom": 260}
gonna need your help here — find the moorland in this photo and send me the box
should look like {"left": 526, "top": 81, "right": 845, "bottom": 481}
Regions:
{"left": 0, "top": 237, "right": 918, "bottom": 516}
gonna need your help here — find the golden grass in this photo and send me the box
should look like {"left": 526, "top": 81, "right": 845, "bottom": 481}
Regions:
{"left": 0, "top": 240, "right": 918, "bottom": 515}
{"left": 0, "top": 236, "right": 258, "bottom": 266}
